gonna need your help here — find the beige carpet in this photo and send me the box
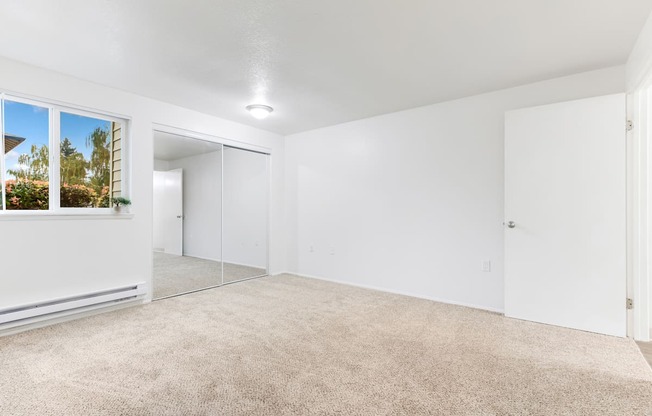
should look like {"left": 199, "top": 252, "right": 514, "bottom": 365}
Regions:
{"left": 0, "top": 274, "right": 651, "bottom": 415}
{"left": 153, "top": 251, "right": 266, "bottom": 298}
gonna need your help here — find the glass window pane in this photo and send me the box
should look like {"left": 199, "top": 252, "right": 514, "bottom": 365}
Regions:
{"left": 60, "top": 113, "right": 120, "bottom": 208}
{"left": 4, "top": 100, "right": 50, "bottom": 210}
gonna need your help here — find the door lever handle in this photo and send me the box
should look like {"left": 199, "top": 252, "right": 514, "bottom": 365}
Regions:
{"left": 504, "top": 221, "right": 516, "bottom": 229}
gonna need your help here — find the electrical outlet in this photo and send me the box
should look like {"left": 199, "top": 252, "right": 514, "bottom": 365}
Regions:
{"left": 482, "top": 260, "right": 491, "bottom": 272}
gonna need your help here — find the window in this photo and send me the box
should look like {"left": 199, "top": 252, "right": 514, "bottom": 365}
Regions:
{"left": 0, "top": 95, "right": 126, "bottom": 212}
{"left": 3, "top": 100, "right": 50, "bottom": 210}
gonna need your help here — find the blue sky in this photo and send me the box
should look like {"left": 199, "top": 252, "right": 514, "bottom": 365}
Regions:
{"left": 60, "top": 112, "right": 111, "bottom": 158}
{"left": 4, "top": 100, "right": 110, "bottom": 178}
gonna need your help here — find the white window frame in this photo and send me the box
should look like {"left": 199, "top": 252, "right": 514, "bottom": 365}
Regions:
{"left": 1, "top": 97, "right": 5, "bottom": 211}
{"left": 0, "top": 93, "right": 129, "bottom": 216}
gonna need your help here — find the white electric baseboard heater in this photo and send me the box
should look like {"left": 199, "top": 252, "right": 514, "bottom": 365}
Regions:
{"left": 0, "top": 283, "right": 146, "bottom": 325}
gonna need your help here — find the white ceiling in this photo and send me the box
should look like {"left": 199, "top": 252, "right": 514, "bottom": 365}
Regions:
{"left": 0, "top": 0, "right": 649, "bottom": 135}
{"left": 153, "top": 131, "right": 221, "bottom": 161}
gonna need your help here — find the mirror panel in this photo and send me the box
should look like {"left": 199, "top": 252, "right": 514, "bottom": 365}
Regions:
{"left": 152, "top": 132, "right": 223, "bottom": 298}
{"left": 222, "top": 146, "right": 268, "bottom": 283}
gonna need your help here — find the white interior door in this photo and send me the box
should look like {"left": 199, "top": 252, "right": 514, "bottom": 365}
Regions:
{"left": 153, "top": 169, "right": 183, "bottom": 256}
{"left": 504, "top": 94, "right": 626, "bottom": 337}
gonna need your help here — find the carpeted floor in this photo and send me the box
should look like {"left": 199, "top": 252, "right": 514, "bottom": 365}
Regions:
{"left": 153, "top": 251, "right": 266, "bottom": 298}
{"left": 1, "top": 274, "right": 651, "bottom": 415}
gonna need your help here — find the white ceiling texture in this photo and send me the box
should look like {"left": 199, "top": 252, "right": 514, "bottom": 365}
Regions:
{"left": 0, "top": 0, "right": 649, "bottom": 134}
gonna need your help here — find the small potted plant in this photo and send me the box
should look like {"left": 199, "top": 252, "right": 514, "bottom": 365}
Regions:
{"left": 112, "top": 196, "right": 132, "bottom": 213}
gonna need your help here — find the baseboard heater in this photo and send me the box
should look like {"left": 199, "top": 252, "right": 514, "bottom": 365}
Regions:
{"left": 0, "top": 283, "right": 146, "bottom": 325}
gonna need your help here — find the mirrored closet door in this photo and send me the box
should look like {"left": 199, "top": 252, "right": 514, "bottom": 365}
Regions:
{"left": 152, "top": 132, "right": 270, "bottom": 299}
{"left": 153, "top": 132, "right": 223, "bottom": 299}
{"left": 222, "top": 146, "right": 269, "bottom": 283}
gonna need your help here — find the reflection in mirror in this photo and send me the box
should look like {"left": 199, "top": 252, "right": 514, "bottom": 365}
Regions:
{"left": 222, "top": 146, "right": 268, "bottom": 283}
{"left": 152, "top": 131, "right": 222, "bottom": 299}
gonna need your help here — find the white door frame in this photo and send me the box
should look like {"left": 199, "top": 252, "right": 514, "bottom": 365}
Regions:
{"left": 152, "top": 123, "right": 272, "bottom": 155}
{"left": 627, "top": 82, "right": 652, "bottom": 342}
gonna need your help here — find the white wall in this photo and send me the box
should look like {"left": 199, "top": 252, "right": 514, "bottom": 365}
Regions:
{"left": 284, "top": 66, "right": 626, "bottom": 312}
{"left": 153, "top": 159, "right": 170, "bottom": 171}
{"left": 0, "top": 56, "right": 285, "bottom": 310}
{"left": 223, "top": 147, "right": 268, "bottom": 269}
{"left": 168, "top": 151, "right": 222, "bottom": 261}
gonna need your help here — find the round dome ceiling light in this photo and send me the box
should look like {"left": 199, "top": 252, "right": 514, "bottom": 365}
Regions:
{"left": 246, "top": 104, "right": 273, "bottom": 120}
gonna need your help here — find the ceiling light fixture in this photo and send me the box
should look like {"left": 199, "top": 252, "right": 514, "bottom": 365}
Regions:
{"left": 246, "top": 104, "right": 273, "bottom": 120}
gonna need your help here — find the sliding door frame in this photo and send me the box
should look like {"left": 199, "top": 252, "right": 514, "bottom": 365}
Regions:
{"left": 151, "top": 124, "right": 272, "bottom": 299}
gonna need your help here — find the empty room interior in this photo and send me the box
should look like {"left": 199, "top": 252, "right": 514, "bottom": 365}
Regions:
{"left": 1, "top": 1, "right": 652, "bottom": 415}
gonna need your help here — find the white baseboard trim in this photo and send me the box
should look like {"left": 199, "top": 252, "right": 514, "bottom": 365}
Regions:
{"left": 180, "top": 254, "right": 266, "bottom": 271}
{"left": 182, "top": 253, "right": 222, "bottom": 263}
{"left": 223, "top": 259, "right": 267, "bottom": 270}
{"left": 283, "top": 272, "right": 505, "bottom": 314}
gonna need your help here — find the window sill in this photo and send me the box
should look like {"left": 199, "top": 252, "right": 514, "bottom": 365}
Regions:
{"left": 0, "top": 212, "right": 134, "bottom": 221}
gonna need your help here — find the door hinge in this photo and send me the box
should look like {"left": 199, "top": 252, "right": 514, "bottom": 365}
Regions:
{"left": 627, "top": 120, "right": 634, "bottom": 132}
{"left": 626, "top": 298, "right": 634, "bottom": 310}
